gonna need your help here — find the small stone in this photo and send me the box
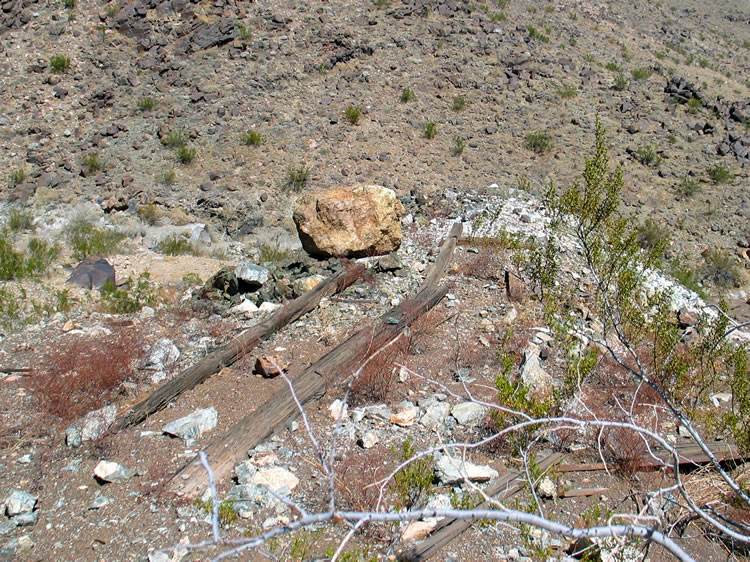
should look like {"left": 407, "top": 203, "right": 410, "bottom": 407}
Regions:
{"left": 4, "top": 490, "right": 37, "bottom": 517}
{"left": 293, "top": 274, "right": 325, "bottom": 295}
{"left": 94, "top": 460, "right": 132, "bottom": 483}
{"left": 328, "top": 399, "right": 349, "bottom": 422}
{"left": 66, "top": 404, "right": 118, "bottom": 448}
{"left": 250, "top": 467, "right": 299, "bottom": 493}
{"left": 390, "top": 405, "right": 417, "bottom": 427}
{"left": 229, "top": 299, "right": 259, "bottom": 315}
{"left": 537, "top": 476, "right": 556, "bottom": 499}
{"left": 359, "top": 431, "right": 379, "bottom": 449}
{"left": 145, "top": 339, "right": 180, "bottom": 370}
{"left": 234, "top": 263, "right": 270, "bottom": 288}
{"left": 163, "top": 407, "right": 218, "bottom": 441}
{"left": 259, "top": 302, "right": 282, "bottom": 313}
{"left": 88, "top": 495, "right": 112, "bottom": 510}
{"left": 450, "top": 402, "right": 486, "bottom": 426}
{"left": 235, "top": 460, "right": 258, "bottom": 485}
{"left": 254, "top": 355, "right": 288, "bottom": 378}
{"left": 435, "top": 455, "right": 498, "bottom": 485}
{"left": 420, "top": 402, "right": 451, "bottom": 430}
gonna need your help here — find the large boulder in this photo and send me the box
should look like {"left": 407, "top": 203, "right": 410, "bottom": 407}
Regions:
{"left": 293, "top": 184, "right": 405, "bottom": 258}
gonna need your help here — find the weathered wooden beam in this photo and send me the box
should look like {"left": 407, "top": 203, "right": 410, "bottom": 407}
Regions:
{"left": 168, "top": 223, "right": 463, "bottom": 498}
{"left": 114, "top": 263, "right": 366, "bottom": 430}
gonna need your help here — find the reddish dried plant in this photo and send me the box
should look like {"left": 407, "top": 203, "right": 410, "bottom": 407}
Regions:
{"left": 26, "top": 328, "right": 144, "bottom": 423}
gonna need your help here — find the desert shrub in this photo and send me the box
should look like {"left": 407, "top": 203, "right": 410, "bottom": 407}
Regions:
{"left": 393, "top": 437, "right": 435, "bottom": 509}
{"left": 136, "top": 96, "right": 156, "bottom": 111}
{"left": 50, "top": 55, "right": 71, "bottom": 73}
{"left": 240, "top": 130, "right": 264, "bottom": 146}
{"left": 258, "top": 241, "right": 290, "bottom": 264}
{"left": 556, "top": 84, "right": 577, "bottom": 98}
{"left": 668, "top": 260, "right": 705, "bottom": 297}
{"left": 527, "top": 25, "right": 549, "bottom": 43}
{"left": 452, "top": 95, "right": 466, "bottom": 111}
{"left": 701, "top": 249, "right": 741, "bottom": 288}
{"left": 7, "top": 209, "right": 34, "bottom": 232}
{"left": 161, "top": 129, "right": 188, "bottom": 148}
{"left": 236, "top": 23, "right": 251, "bottom": 41}
{"left": 635, "top": 145, "right": 662, "bottom": 168}
{"left": 9, "top": 168, "right": 25, "bottom": 187}
{"left": 0, "top": 287, "right": 22, "bottom": 330}
{"left": 631, "top": 67, "right": 653, "bottom": 80}
{"left": 452, "top": 136, "right": 465, "bottom": 156}
{"left": 66, "top": 216, "right": 125, "bottom": 260}
{"left": 605, "top": 61, "right": 623, "bottom": 72}
{"left": 636, "top": 219, "right": 669, "bottom": 254}
{"left": 676, "top": 175, "right": 701, "bottom": 197}
{"left": 0, "top": 236, "right": 58, "bottom": 280}
{"left": 25, "top": 328, "right": 144, "bottom": 421}
{"left": 400, "top": 87, "right": 416, "bottom": 102}
{"left": 708, "top": 164, "right": 733, "bottom": 185}
{"left": 157, "top": 168, "right": 176, "bottom": 185}
{"left": 99, "top": 273, "right": 157, "bottom": 314}
{"left": 613, "top": 73, "right": 628, "bottom": 91}
{"left": 285, "top": 165, "right": 310, "bottom": 191}
{"left": 82, "top": 152, "right": 102, "bottom": 174}
{"left": 686, "top": 97, "right": 702, "bottom": 114}
{"left": 344, "top": 105, "right": 362, "bottom": 125}
{"left": 156, "top": 234, "right": 195, "bottom": 256}
{"left": 175, "top": 145, "right": 197, "bottom": 164}
{"left": 524, "top": 131, "right": 553, "bottom": 154}
{"left": 193, "top": 499, "right": 238, "bottom": 527}
{"left": 138, "top": 203, "right": 162, "bottom": 225}
{"left": 422, "top": 121, "right": 437, "bottom": 139}
{"left": 350, "top": 335, "right": 407, "bottom": 406}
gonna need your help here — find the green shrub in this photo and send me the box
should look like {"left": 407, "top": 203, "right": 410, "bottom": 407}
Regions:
{"left": 613, "top": 73, "right": 628, "bottom": 90}
{"left": 259, "top": 242, "right": 291, "bottom": 264}
{"left": 605, "top": 61, "right": 623, "bottom": 72}
{"left": 0, "top": 235, "right": 58, "bottom": 280}
{"left": 66, "top": 217, "right": 125, "bottom": 260}
{"left": 55, "top": 288, "right": 72, "bottom": 312}
{"left": 50, "top": 55, "right": 71, "bottom": 73}
{"left": 668, "top": 261, "right": 706, "bottom": 298}
{"left": 236, "top": 23, "right": 251, "bottom": 41}
{"left": 636, "top": 219, "right": 669, "bottom": 256}
{"left": 138, "top": 204, "right": 162, "bottom": 225}
{"left": 175, "top": 145, "right": 197, "bottom": 164}
{"left": 635, "top": 145, "right": 662, "bottom": 168}
{"left": 400, "top": 87, "right": 416, "bottom": 103}
{"left": 422, "top": 122, "right": 437, "bottom": 139}
{"left": 701, "top": 249, "right": 741, "bottom": 288}
{"left": 136, "top": 96, "right": 156, "bottom": 111}
{"left": 99, "top": 273, "right": 156, "bottom": 314}
{"left": 393, "top": 437, "right": 435, "bottom": 509}
{"left": 240, "top": 130, "right": 264, "bottom": 146}
{"left": 285, "top": 165, "right": 310, "bottom": 192}
{"left": 0, "top": 287, "right": 22, "bottom": 330}
{"left": 9, "top": 168, "right": 25, "bottom": 187}
{"left": 452, "top": 95, "right": 466, "bottom": 111}
{"left": 686, "top": 97, "right": 702, "bottom": 114}
{"left": 161, "top": 129, "right": 188, "bottom": 149}
{"left": 489, "top": 11, "right": 506, "bottom": 22}
{"left": 631, "top": 67, "right": 653, "bottom": 80}
{"left": 156, "top": 235, "right": 195, "bottom": 256}
{"left": 676, "top": 175, "right": 701, "bottom": 198}
{"left": 193, "top": 499, "right": 238, "bottom": 527}
{"left": 527, "top": 25, "right": 549, "bottom": 43}
{"left": 344, "top": 105, "right": 362, "bottom": 125}
{"left": 708, "top": 165, "right": 733, "bottom": 185}
{"left": 452, "top": 136, "right": 465, "bottom": 156}
{"left": 524, "top": 131, "right": 552, "bottom": 154}
{"left": 556, "top": 84, "right": 577, "bottom": 98}
{"left": 7, "top": 209, "right": 34, "bottom": 232}
{"left": 82, "top": 152, "right": 102, "bottom": 174}
{"left": 63, "top": 0, "right": 75, "bottom": 7}
{"left": 157, "top": 168, "right": 176, "bottom": 185}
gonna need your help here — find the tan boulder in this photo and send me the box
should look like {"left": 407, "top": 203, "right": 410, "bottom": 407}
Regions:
{"left": 293, "top": 184, "right": 405, "bottom": 258}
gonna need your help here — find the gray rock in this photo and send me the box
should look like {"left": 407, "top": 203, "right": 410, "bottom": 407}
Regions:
{"left": 359, "top": 430, "right": 379, "bottom": 449}
{"left": 435, "top": 455, "right": 498, "bottom": 485}
{"left": 94, "top": 460, "right": 132, "bottom": 483}
{"left": 145, "top": 338, "right": 180, "bottom": 370}
{"left": 235, "top": 460, "right": 258, "bottom": 485}
{"left": 4, "top": 489, "right": 37, "bottom": 517}
{"left": 162, "top": 407, "right": 218, "bottom": 441}
{"left": 520, "top": 343, "right": 553, "bottom": 400}
{"left": 13, "top": 511, "right": 38, "bottom": 527}
{"left": 364, "top": 404, "right": 392, "bottom": 421}
{"left": 88, "top": 495, "right": 112, "bottom": 510}
{"left": 420, "top": 402, "right": 451, "bottom": 430}
{"left": 450, "top": 402, "right": 486, "bottom": 426}
{"left": 65, "top": 404, "right": 118, "bottom": 448}
{"left": 234, "top": 263, "right": 270, "bottom": 289}
{"left": 0, "top": 535, "right": 34, "bottom": 558}
{"left": 67, "top": 257, "right": 115, "bottom": 289}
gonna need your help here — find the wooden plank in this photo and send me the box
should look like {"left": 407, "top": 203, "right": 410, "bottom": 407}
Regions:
{"left": 114, "top": 263, "right": 366, "bottom": 430}
{"left": 556, "top": 440, "right": 744, "bottom": 473}
{"left": 398, "top": 452, "right": 564, "bottom": 561}
{"left": 168, "top": 223, "right": 463, "bottom": 498}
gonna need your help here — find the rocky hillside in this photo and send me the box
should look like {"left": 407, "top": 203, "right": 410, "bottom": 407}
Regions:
{"left": 0, "top": 0, "right": 749, "bottom": 560}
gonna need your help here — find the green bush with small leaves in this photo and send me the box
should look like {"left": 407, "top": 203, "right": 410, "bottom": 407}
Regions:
{"left": 136, "top": 96, "right": 156, "bottom": 111}
{"left": 82, "top": 152, "right": 102, "bottom": 174}
{"left": 452, "top": 136, "right": 465, "bottom": 156}
{"left": 527, "top": 25, "right": 549, "bottom": 43}
{"left": 605, "top": 61, "right": 623, "bottom": 72}
{"left": 175, "top": 145, "right": 197, "bottom": 164}
{"left": 0, "top": 235, "right": 58, "bottom": 280}
{"left": 285, "top": 165, "right": 310, "bottom": 192}
{"left": 158, "top": 168, "right": 176, "bottom": 185}
{"left": 556, "top": 84, "right": 577, "bottom": 98}
{"left": 9, "top": 169, "right": 25, "bottom": 187}
{"left": 452, "top": 95, "right": 466, "bottom": 111}
{"left": 393, "top": 437, "right": 435, "bottom": 509}
{"left": 524, "top": 131, "right": 553, "bottom": 154}
{"left": 631, "top": 67, "right": 653, "bottom": 80}
{"left": 677, "top": 175, "right": 701, "bottom": 198}
{"left": 240, "top": 130, "right": 264, "bottom": 146}
{"left": 701, "top": 249, "right": 741, "bottom": 288}
{"left": 422, "top": 122, "right": 437, "bottom": 139}
{"left": 400, "top": 87, "right": 416, "bottom": 103}
{"left": 7, "top": 209, "right": 34, "bottom": 232}
{"left": 66, "top": 217, "right": 125, "bottom": 261}
{"left": 708, "top": 165, "right": 733, "bottom": 185}
{"left": 344, "top": 105, "right": 362, "bottom": 125}
{"left": 635, "top": 145, "right": 662, "bottom": 168}
{"left": 99, "top": 273, "right": 156, "bottom": 314}
{"left": 613, "top": 73, "right": 628, "bottom": 91}
{"left": 156, "top": 235, "right": 195, "bottom": 256}
{"left": 161, "top": 129, "right": 188, "bottom": 149}
{"left": 50, "top": 55, "right": 71, "bottom": 73}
